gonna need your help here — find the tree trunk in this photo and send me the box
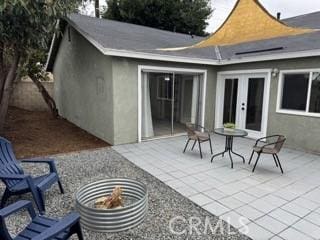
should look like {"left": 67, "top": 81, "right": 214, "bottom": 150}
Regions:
{"left": 95, "top": 0, "right": 100, "bottom": 18}
{"left": 0, "top": 42, "right": 5, "bottom": 102}
{"left": 29, "top": 75, "right": 58, "bottom": 117}
{"left": 0, "top": 53, "right": 20, "bottom": 133}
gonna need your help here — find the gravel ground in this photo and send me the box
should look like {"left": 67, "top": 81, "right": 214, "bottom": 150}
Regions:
{"left": 1, "top": 148, "right": 251, "bottom": 240}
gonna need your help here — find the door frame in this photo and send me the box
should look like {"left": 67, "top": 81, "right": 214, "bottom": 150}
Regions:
{"left": 215, "top": 69, "right": 272, "bottom": 139}
{"left": 138, "top": 65, "right": 207, "bottom": 142}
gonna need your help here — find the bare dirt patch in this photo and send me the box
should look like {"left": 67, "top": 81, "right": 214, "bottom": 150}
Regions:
{"left": 3, "top": 107, "right": 110, "bottom": 159}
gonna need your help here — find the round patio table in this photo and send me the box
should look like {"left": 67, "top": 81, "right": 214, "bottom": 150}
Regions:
{"left": 211, "top": 128, "right": 248, "bottom": 168}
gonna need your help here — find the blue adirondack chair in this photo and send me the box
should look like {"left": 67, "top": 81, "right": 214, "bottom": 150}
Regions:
{"left": 0, "top": 200, "right": 84, "bottom": 240}
{"left": 0, "top": 137, "right": 64, "bottom": 214}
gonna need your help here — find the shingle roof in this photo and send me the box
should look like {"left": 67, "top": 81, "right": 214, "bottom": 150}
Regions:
{"left": 47, "top": 10, "right": 320, "bottom": 71}
{"left": 283, "top": 11, "right": 320, "bottom": 29}
{"left": 68, "top": 14, "right": 204, "bottom": 51}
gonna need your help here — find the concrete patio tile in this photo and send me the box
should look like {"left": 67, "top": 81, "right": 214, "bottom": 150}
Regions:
{"left": 180, "top": 175, "right": 200, "bottom": 185}
{"left": 202, "top": 201, "right": 230, "bottom": 216}
{"left": 292, "top": 219, "right": 320, "bottom": 239}
{"left": 193, "top": 172, "right": 213, "bottom": 181}
{"left": 189, "top": 193, "right": 214, "bottom": 206}
{"left": 191, "top": 181, "right": 214, "bottom": 192}
{"left": 221, "top": 211, "right": 250, "bottom": 229}
{"left": 270, "top": 236, "right": 284, "bottom": 240}
{"left": 166, "top": 179, "right": 186, "bottom": 189}
{"left": 176, "top": 186, "right": 199, "bottom": 197}
{"left": 236, "top": 205, "right": 265, "bottom": 221}
{"left": 304, "top": 211, "right": 320, "bottom": 227}
{"left": 259, "top": 194, "right": 287, "bottom": 207}
{"left": 157, "top": 173, "right": 175, "bottom": 182}
{"left": 268, "top": 208, "right": 300, "bottom": 226}
{"left": 233, "top": 192, "right": 256, "bottom": 204}
{"left": 303, "top": 188, "right": 320, "bottom": 204}
{"left": 249, "top": 199, "right": 278, "bottom": 214}
{"left": 256, "top": 215, "right": 288, "bottom": 234}
{"left": 279, "top": 227, "right": 314, "bottom": 240}
{"left": 281, "top": 202, "right": 311, "bottom": 218}
{"left": 168, "top": 170, "right": 188, "bottom": 178}
{"left": 203, "top": 188, "right": 226, "bottom": 200}
{"left": 244, "top": 186, "right": 271, "bottom": 198}
{"left": 291, "top": 197, "right": 320, "bottom": 211}
{"left": 273, "top": 188, "right": 300, "bottom": 201}
{"left": 218, "top": 196, "right": 245, "bottom": 210}
{"left": 239, "top": 222, "right": 274, "bottom": 240}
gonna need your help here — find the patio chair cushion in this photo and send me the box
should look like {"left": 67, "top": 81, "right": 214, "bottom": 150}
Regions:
{"left": 253, "top": 146, "right": 277, "bottom": 154}
{"left": 10, "top": 173, "right": 58, "bottom": 192}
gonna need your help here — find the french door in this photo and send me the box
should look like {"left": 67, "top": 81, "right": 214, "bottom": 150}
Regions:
{"left": 216, "top": 72, "right": 270, "bottom": 139}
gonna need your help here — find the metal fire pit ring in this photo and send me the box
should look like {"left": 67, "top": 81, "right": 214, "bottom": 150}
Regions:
{"left": 75, "top": 178, "right": 148, "bottom": 233}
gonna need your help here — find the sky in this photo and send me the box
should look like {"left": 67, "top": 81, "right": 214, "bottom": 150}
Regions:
{"left": 81, "top": 0, "right": 320, "bottom": 33}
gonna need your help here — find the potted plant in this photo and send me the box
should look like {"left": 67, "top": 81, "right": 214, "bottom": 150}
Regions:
{"left": 223, "top": 122, "right": 236, "bottom": 132}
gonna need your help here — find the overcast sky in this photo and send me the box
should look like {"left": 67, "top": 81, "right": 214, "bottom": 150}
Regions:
{"left": 83, "top": 0, "right": 320, "bottom": 33}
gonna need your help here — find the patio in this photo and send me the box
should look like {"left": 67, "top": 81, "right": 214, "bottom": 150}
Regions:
{"left": 1, "top": 147, "right": 249, "bottom": 240}
{"left": 113, "top": 135, "right": 320, "bottom": 240}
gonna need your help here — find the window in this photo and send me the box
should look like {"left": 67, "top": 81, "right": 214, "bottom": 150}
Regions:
{"left": 309, "top": 72, "right": 320, "bottom": 113}
{"left": 281, "top": 73, "right": 309, "bottom": 111}
{"left": 278, "top": 70, "right": 320, "bottom": 116}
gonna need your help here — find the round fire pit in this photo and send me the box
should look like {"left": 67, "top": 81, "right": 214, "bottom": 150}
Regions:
{"left": 75, "top": 178, "right": 148, "bottom": 233}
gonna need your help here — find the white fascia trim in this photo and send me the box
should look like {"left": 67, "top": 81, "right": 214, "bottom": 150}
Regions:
{"left": 66, "top": 20, "right": 320, "bottom": 66}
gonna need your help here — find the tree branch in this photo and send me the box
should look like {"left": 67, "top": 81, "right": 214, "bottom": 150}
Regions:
{"left": 29, "top": 75, "right": 58, "bottom": 117}
{"left": 0, "top": 51, "right": 21, "bottom": 133}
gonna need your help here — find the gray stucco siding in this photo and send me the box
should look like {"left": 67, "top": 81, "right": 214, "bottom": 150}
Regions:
{"left": 218, "top": 57, "right": 320, "bottom": 153}
{"left": 53, "top": 27, "right": 114, "bottom": 144}
{"left": 111, "top": 57, "right": 217, "bottom": 145}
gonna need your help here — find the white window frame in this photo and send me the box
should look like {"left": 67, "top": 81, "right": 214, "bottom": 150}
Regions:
{"left": 276, "top": 69, "right": 320, "bottom": 118}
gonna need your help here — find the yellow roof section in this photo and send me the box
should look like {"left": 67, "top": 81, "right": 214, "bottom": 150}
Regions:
{"left": 195, "top": 0, "right": 314, "bottom": 47}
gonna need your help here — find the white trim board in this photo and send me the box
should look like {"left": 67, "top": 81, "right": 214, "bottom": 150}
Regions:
{"left": 138, "top": 65, "right": 207, "bottom": 143}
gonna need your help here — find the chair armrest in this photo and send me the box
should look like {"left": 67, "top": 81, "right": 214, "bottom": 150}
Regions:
{"left": 254, "top": 135, "right": 281, "bottom": 146}
{"left": 31, "top": 212, "right": 81, "bottom": 240}
{"left": 0, "top": 173, "right": 29, "bottom": 180}
{"left": 21, "top": 158, "right": 57, "bottom": 173}
{"left": 260, "top": 139, "right": 285, "bottom": 151}
{"left": 0, "top": 200, "right": 36, "bottom": 219}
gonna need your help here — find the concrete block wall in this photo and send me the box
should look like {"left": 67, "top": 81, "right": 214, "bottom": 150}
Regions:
{"left": 10, "top": 78, "right": 54, "bottom": 111}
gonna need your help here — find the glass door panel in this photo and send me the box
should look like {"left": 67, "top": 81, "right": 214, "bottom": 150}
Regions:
{"left": 148, "top": 72, "right": 174, "bottom": 137}
{"left": 173, "top": 74, "right": 202, "bottom": 134}
{"left": 223, "top": 78, "right": 238, "bottom": 124}
{"left": 245, "top": 77, "right": 265, "bottom": 131}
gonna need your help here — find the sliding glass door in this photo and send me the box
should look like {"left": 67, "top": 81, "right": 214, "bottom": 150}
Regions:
{"left": 141, "top": 71, "right": 204, "bottom": 140}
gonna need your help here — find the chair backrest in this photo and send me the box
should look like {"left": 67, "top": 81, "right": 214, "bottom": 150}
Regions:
{"left": 185, "top": 123, "right": 196, "bottom": 138}
{"left": 0, "top": 137, "right": 24, "bottom": 189}
{"left": 275, "top": 135, "right": 286, "bottom": 153}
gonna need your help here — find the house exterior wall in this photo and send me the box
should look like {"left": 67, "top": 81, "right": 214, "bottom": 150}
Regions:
{"left": 218, "top": 57, "right": 320, "bottom": 153}
{"left": 53, "top": 27, "right": 115, "bottom": 144}
{"left": 111, "top": 57, "right": 217, "bottom": 145}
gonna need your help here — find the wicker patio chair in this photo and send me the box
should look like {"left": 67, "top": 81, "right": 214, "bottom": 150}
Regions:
{"left": 248, "top": 135, "right": 286, "bottom": 173}
{"left": 183, "top": 123, "right": 213, "bottom": 159}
